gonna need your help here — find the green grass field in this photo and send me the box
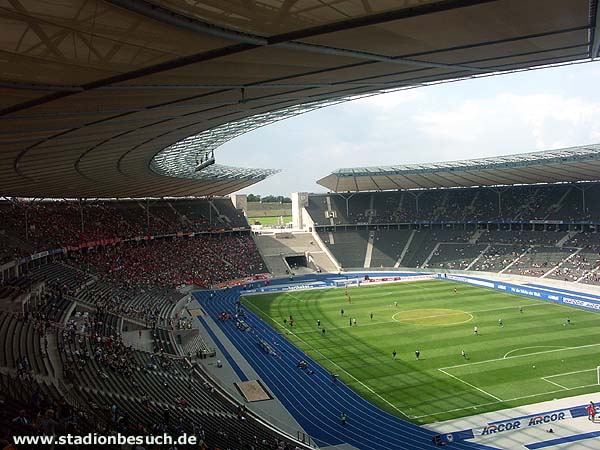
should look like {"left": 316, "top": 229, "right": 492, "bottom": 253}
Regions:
{"left": 247, "top": 215, "right": 292, "bottom": 225}
{"left": 241, "top": 280, "right": 600, "bottom": 424}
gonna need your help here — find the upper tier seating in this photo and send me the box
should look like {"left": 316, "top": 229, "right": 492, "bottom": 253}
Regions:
{"left": 0, "top": 197, "right": 249, "bottom": 261}
{"left": 305, "top": 183, "right": 600, "bottom": 225}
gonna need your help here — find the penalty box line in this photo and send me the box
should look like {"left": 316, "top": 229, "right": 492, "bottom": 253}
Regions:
{"left": 432, "top": 351, "right": 600, "bottom": 418}
{"left": 440, "top": 342, "right": 600, "bottom": 372}
{"left": 541, "top": 377, "right": 568, "bottom": 390}
{"left": 412, "top": 380, "right": 600, "bottom": 420}
{"left": 437, "top": 368, "right": 502, "bottom": 402}
{"left": 542, "top": 368, "right": 598, "bottom": 390}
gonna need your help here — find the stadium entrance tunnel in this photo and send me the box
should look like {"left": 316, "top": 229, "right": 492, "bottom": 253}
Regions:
{"left": 392, "top": 309, "right": 473, "bottom": 326}
{"left": 285, "top": 254, "right": 309, "bottom": 271}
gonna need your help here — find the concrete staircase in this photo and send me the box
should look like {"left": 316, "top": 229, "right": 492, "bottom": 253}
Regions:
{"left": 254, "top": 232, "right": 338, "bottom": 274}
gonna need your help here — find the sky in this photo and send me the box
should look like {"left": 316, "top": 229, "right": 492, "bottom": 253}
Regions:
{"left": 218, "top": 61, "right": 600, "bottom": 197}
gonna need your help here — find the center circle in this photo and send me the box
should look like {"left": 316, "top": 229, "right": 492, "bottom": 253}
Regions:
{"left": 391, "top": 309, "right": 473, "bottom": 326}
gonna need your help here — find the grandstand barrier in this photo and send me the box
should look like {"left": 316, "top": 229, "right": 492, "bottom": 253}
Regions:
{"left": 243, "top": 273, "right": 436, "bottom": 294}
{"left": 18, "top": 248, "right": 65, "bottom": 264}
{"left": 440, "top": 274, "right": 600, "bottom": 312}
{"left": 445, "top": 403, "right": 599, "bottom": 443}
{"left": 332, "top": 273, "right": 437, "bottom": 287}
{"left": 214, "top": 273, "right": 271, "bottom": 289}
{"left": 245, "top": 281, "right": 329, "bottom": 294}
{"left": 64, "top": 228, "right": 248, "bottom": 251}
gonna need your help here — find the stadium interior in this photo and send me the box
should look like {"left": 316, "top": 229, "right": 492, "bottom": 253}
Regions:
{"left": 2, "top": 1, "right": 600, "bottom": 449}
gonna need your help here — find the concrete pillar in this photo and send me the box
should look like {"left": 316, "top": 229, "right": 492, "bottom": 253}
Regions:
{"left": 292, "top": 192, "right": 309, "bottom": 230}
{"left": 230, "top": 194, "right": 248, "bottom": 215}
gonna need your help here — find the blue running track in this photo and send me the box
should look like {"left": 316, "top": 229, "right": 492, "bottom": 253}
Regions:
{"left": 194, "top": 277, "right": 497, "bottom": 450}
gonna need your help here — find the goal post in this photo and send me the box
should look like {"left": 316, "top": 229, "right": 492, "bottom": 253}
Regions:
{"left": 597, "top": 366, "right": 600, "bottom": 385}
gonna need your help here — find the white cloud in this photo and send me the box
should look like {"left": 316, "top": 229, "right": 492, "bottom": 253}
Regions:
{"left": 225, "top": 64, "right": 600, "bottom": 195}
{"left": 347, "top": 88, "right": 426, "bottom": 111}
{"left": 408, "top": 93, "right": 600, "bottom": 160}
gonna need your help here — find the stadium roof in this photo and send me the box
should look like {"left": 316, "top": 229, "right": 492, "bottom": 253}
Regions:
{"left": 0, "top": 0, "right": 599, "bottom": 198}
{"left": 317, "top": 144, "right": 600, "bottom": 191}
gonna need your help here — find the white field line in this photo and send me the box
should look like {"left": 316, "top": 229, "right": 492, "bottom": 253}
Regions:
{"left": 290, "top": 302, "right": 545, "bottom": 334}
{"left": 503, "top": 346, "right": 567, "bottom": 359}
{"left": 438, "top": 368, "right": 502, "bottom": 402}
{"left": 249, "top": 302, "right": 411, "bottom": 418}
{"left": 541, "top": 368, "right": 597, "bottom": 390}
{"left": 411, "top": 383, "right": 600, "bottom": 419}
{"left": 440, "top": 342, "right": 600, "bottom": 371}
{"left": 545, "top": 368, "right": 596, "bottom": 378}
{"left": 285, "top": 292, "right": 304, "bottom": 302}
{"left": 248, "top": 294, "right": 598, "bottom": 419}
{"left": 541, "top": 377, "right": 568, "bottom": 390}
{"left": 432, "top": 349, "right": 600, "bottom": 418}
{"left": 392, "top": 311, "right": 474, "bottom": 325}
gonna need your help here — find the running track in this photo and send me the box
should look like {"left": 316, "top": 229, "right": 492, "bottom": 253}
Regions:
{"left": 194, "top": 278, "right": 497, "bottom": 450}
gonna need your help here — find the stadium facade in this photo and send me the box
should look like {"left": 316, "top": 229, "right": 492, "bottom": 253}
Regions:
{"left": 3, "top": 2, "right": 600, "bottom": 450}
{"left": 0, "top": 0, "right": 598, "bottom": 198}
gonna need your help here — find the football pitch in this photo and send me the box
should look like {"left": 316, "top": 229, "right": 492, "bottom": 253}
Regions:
{"left": 247, "top": 215, "right": 292, "bottom": 225}
{"left": 241, "top": 279, "right": 600, "bottom": 424}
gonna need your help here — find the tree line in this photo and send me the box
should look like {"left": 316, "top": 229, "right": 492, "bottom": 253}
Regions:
{"left": 247, "top": 194, "right": 291, "bottom": 203}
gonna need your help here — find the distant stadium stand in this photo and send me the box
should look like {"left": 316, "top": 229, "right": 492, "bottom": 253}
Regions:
{"left": 426, "top": 243, "right": 489, "bottom": 270}
{"left": 370, "top": 229, "right": 413, "bottom": 268}
{"left": 317, "top": 230, "right": 369, "bottom": 269}
{"left": 307, "top": 183, "right": 600, "bottom": 226}
{"left": 301, "top": 168, "right": 600, "bottom": 283}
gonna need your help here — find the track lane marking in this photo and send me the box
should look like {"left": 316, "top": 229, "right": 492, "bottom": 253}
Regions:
{"left": 247, "top": 301, "right": 411, "bottom": 418}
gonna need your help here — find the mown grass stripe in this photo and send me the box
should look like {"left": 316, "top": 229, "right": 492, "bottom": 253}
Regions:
{"left": 243, "top": 279, "right": 600, "bottom": 423}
